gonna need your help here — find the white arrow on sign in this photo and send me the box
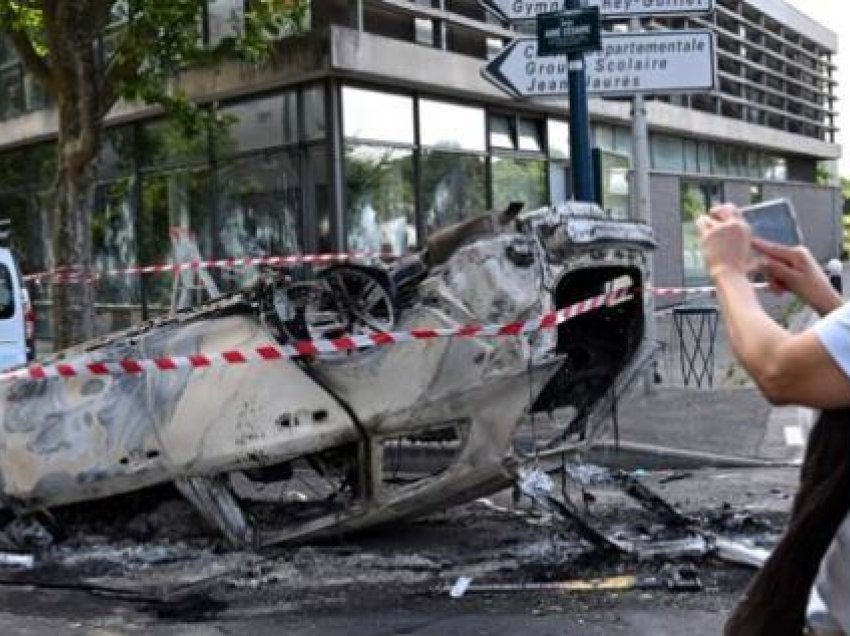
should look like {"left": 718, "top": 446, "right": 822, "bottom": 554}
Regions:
{"left": 480, "top": 0, "right": 715, "bottom": 22}
{"left": 483, "top": 30, "right": 716, "bottom": 97}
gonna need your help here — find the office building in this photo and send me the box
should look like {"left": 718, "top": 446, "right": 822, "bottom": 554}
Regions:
{"left": 0, "top": 0, "right": 840, "bottom": 337}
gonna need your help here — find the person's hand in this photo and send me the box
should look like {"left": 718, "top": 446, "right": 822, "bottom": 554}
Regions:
{"left": 752, "top": 238, "right": 842, "bottom": 316}
{"left": 696, "top": 204, "right": 753, "bottom": 281}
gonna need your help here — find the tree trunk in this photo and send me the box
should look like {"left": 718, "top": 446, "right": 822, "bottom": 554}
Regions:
{"left": 50, "top": 155, "right": 97, "bottom": 350}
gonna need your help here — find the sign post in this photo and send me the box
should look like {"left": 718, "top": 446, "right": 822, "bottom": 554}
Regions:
{"left": 479, "top": 0, "right": 716, "bottom": 392}
{"left": 564, "top": 0, "right": 601, "bottom": 201}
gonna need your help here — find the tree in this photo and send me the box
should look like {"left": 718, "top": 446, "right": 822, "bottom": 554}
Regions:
{"left": 0, "top": 1, "right": 306, "bottom": 348}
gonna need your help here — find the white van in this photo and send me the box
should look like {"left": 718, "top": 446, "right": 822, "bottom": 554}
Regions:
{"left": 0, "top": 247, "right": 34, "bottom": 371}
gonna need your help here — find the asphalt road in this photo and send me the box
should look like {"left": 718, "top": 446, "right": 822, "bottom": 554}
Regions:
{"left": 0, "top": 464, "right": 798, "bottom": 636}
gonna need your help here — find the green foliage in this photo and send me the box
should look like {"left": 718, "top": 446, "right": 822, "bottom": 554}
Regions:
{"left": 419, "top": 152, "right": 486, "bottom": 231}
{"left": 0, "top": 0, "right": 308, "bottom": 346}
{"left": 346, "top": 146, "right": 415, "bottom": 218}
{"left": 0, "top": 1, "right": 305, "bottom": 148}
{"left": 492, "top": 157, "right": 546, "bottom": 211}
{"left": 0, "top": 3, "right": 47, "bottom": 53}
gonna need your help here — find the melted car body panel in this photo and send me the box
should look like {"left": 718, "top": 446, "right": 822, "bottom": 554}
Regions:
{"left": 0, "top": 203, "right": 655, "bottom": 546}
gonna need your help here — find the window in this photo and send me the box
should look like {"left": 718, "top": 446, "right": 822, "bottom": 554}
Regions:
{"left": 217, "top": 151, "right": 303, "bottom": 290}
{"left": 343, "top": 87, "right": 414, "bottom": 144}
{"left": 684, "top": 139, "right": 699, "bottom": 173}
{"left": 517, "top": 119, "right": 543, "bottom": 152}
{"left": 421, "top": 151, "right": 486, "bottom": 233}
{"left": 729, "top": 148, "right": 746, "bottom": 177}
{"left": 308, "top": 145, "right": 333, "bottom": 252}
{"left": 651, "top": 135, "right": 684, "bottom": 172}
{"left": 492, "top": 157, "right": 546, "bottom": 211}
{"left": 490, "top": 115, "right": 515, "bottom": 149}
{"left": 345, "top": 145, "right": 415, "bottom": 255}
{"left": 596, "top": 151, "right": 631, "bottom": 220}
{"left": 594, "top": 124, "right": 615, "bottom": 151}
{"left": 681, "top": 181, "right": 723, "bottom": 286}
{"left": 99, "top": 126, "right": 135, "bottom": 181}
{"left": 697, "top": 142, "right": 712, "bottom": 174}
{"left": 0, "top": 265, "right": 15, "bottom": 319}
{"left": 764, "top": 155, "right": 787, "bottom": 180}
{"left": 746, "top": 151, "right": 762, "bottom": 178}
{"left": 548, "top": 119, "right": 571, "bottom": 204}
{"left": 415, "top": 17, "right": 434, "bottom": 46}
{"left": 101, "top": 0, "right": 129, "bottom": 63}
{"left": 92, "top": 177, "right": 141, "bottom": 332}
{"left": 491, "top": 115, "right": 543, "bottom": 153}
{"left": 139, "top": 119, "right": 210, "bottom": 168}
{"left": 713, "top": 146, "right": 730, "bottom": 176}
{"left": 217, "top": 152, "right": 303, "bottom": 258}
{"left": 303, "top": 84, "right": 326, "bottom": 141}
{"left": 549, "top": 163, "right": 570, "bottom": 205}
{"left": 0, "top": 147, "right": 28, "bottom": 192}
{"left": 613, "top": 127, "right": 632, "bottom": 159}
{"left": 208, "top": 0, "right": 245, "bottom": 47}
{"left": 419, "top": 99, "right": 485, "bottom": 151}
{"left": 0, "top": 39, "right": 16, "bottom": 66}
{"left": 487, "top": 38, "right": 505, "bottom": 59}
{"left": 547, "top": 120, "right": 570, "bottom": 160}
{"left": 140, "top": 169, "right": 213, "bottom": 313}
{"left": 0, "top": 64, "right": 23, "bottom": 120}
{"left": 219, "top": 93, "right": 299, "bottom": 154}
{"left": 23, "top": 73, "right": 48, "bottom": 112}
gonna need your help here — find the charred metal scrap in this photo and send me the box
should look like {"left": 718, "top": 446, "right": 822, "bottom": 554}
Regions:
{"left": 0, "top": 203, "right": 654, "bottom": 548}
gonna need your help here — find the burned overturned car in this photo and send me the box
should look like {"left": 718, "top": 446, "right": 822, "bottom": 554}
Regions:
{"left": 0, "top": 203, "right": 654, "bottom": 548}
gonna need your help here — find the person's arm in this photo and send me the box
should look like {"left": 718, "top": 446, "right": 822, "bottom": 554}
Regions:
{"left": 711, "top": 267, "right": 850, "bottom": 408}
{"left": 751, "top": 238, "right": 842, "bottom": 318}
{"left": 698, "top": 206, "right": 850, "bottom": 409}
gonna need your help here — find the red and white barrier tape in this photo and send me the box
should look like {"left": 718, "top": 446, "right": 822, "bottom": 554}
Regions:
{"left": 1, "top": 288, "right": 631, "bottom": 383}
{"left": 23, "top": 252, "right": 394, "bottom": 283}
{"left": 650, "top": 282, "right": 770, "bottom": 315}
{"left": 649, "top": 282, "right": 769, "bottom": 297}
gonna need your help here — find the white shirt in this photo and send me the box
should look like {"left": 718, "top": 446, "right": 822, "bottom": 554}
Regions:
{"left": 808, "top": 307, "right": 850, "bottom": 634}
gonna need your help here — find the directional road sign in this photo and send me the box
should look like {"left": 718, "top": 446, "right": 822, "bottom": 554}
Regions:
{"left": 483, "top": 29, "right": 716, "bottom": 97}
{"left": 480, "top": 0, "right": 715, "bottom": 22}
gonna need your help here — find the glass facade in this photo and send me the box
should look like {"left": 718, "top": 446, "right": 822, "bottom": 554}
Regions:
{"left": 419, "top": 99, "right": 485, "bottom": 151}
{"left": 650, "top": 132, "right": 789, "bottom": 181}
{"left": 681, "top": 181, "right": 723, "bottom": 287}
{"left": 0, "top": 83, "right": 329, "bottom": 338}
{"left": 0, "top": 39, "right": 48, "bottom": 120}
{"left": 342, "top": 86, "right": 414, "bottom": 144}
{"left": 345, "top": 145, "right": 415, "bottom": 255}
{"left": 0, "top": 77, "right": 827, "bottom": 344}
{"left": 421, "top": 152, "right": 486, "bottom": 232}
{"left": 492, "top": 157, "right": 545, "bottom": 212}
{"left": 651, "top": 135, "right": 685, "bottom": 173}
{"left": 340, "top": 90, "right": 552, "bottom": 249}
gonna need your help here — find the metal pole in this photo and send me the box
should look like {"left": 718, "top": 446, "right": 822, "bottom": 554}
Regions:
{"left": 565, "top": 0, "right": 595, "bottom": 202}
{"left": 630, "top": 19, "right": 651, "bottom": 226}
{"left": 356, "top": 0, "right": 364, "bottom": 31}
{"left": 629, "top": 16, "right": 657, "bottom": 392}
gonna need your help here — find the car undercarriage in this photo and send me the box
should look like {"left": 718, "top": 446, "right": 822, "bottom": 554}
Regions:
{"left": 0, "top": 202, "right": 655, "bottom": 548}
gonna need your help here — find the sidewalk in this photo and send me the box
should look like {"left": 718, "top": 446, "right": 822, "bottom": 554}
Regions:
{"left": 599, "top": 290, "right": 821, "bottom": 466}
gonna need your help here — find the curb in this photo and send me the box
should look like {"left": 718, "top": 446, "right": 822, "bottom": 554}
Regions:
{"left": 584, "top": 440, "right": 799, "bottom": 471}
